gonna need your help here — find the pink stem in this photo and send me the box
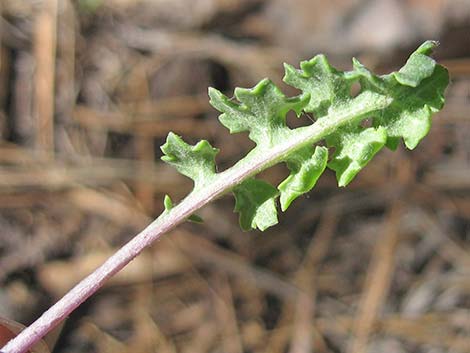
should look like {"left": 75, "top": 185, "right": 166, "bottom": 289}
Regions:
{"left": 1, "top": 116, "right": 333, "bottom": 353}
{"left": 0, "top": 196, "right": 195, "bottom": 353}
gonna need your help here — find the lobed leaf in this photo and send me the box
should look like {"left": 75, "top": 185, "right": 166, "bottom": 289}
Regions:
{"left": 278, "top": 145, "right": 328, "bottom": 210}
{"left": 161, "top": 132, "right": 219, "bottom": 189}
{"left": 393, "top": 41, "right": 438, "bottom": 87}
{"left": 233, "top": 178, "right": 279, "bottom": 231}
{"left": 4, "top": 40, "right": 449, "bottom": 353}
{"left": 208, "top": 79, "right": 308, "bottom": 147}
{"left": 283, "top": 54, "right": 354, "bottom": 118}
{"left": 325, "top": 126, "right": 387, "bottom": 186}
{"left": 286, "top": 40, "right": 448, "bottom": 185}
{"left": 162, "top": 41, "right": 448, "bottom": 231}
{"left": 376, "top": 65, "right": 448, "bottom": 150}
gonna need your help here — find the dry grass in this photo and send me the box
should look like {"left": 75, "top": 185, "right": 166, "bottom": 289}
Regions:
{"left": 0, "top": 1, "right": 469, "bottom": 352}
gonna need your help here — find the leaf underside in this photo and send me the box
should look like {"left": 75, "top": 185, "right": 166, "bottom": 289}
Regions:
{"left": 161, "top": 41, "right": 448, "bottom": 231}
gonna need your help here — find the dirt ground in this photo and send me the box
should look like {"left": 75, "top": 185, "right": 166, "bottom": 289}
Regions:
{"left": 0, "top": 1, "right": 469, "bottom": 352}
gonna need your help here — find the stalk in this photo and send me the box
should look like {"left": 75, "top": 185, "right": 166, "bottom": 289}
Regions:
{"left": 0, "top": 103, "right": 361, "bottom": 353}
{"left": 0, "top": 41, "right": 448, "bottom": 353}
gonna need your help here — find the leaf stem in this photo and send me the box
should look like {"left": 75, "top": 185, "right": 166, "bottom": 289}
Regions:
{"left": 1, "top": 97, "right": 387, "bottom": 353}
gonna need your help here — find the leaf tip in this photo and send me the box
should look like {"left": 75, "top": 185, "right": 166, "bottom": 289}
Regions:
{"left": 282, "top": 62, "right": 297, "bottom": 81}
{"left": 415, "top": 40, "right": 439, "bottom": 55}
{"left": 279, "top": 193, "right": 295, "bottom": 212}
{"left": 160, "top": 132, "right": 178, "bottom": 161}
{"left": 208, "top": 86, "right": 221, "bottom": 99}
{"left": 208, "top": 86, "right": 227, "bottom": 110}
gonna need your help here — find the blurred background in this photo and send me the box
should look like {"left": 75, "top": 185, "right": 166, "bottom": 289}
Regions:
{"left": 0, "top": 0, "right": 469, "bottom": 352}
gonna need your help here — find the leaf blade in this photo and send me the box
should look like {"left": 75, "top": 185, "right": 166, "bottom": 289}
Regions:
{"left": 233, "top": 178, "right": 279, "bottom": 231}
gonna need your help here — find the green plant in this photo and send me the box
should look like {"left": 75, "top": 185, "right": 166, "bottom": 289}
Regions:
{"left": 1, "top": 41, "right": 448, "bottom": 353}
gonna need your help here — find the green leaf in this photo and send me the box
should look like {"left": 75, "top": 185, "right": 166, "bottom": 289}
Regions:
{"left": 352, "top": 41, "right": 448, "bottom": 150}
{"left": 326, "top": 126, "right": 387, "bottom": 186}
{"left": 161, "top": 41, "right": 448, "bottom": 231}
{"left": 209, "top": 79, "right": 308, "bottom": 147}
{"left": 161, "top": 132, "right": 219, "bottom": 189}
{"left": 393, "top": 41, "right": 439, "bottom": 87}
{"left": 188, "top": 214, "right": 204, "bottom": 223}
{"left": 163, "top": 194, "right": 203, "bottom": 223}
{"left": 278, "top": 145, "right": 328, "bottom": 210}
{"left": 163, "top": 194, "right": 173, "bottom": 212}
{"left": 284, "top": 41, "right": 448, "bottom": 186}
{"left": 377, "top": 64, "right": 448, "bottom": 150}
{"left": 233, "top": 178, "right": 279, "bottom": 231}
{"left": 283, "top": 55, "right": 354, "bottom": 118}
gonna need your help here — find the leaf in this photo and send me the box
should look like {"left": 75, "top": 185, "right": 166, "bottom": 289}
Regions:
{"left": 209, "top": 79, "right": 308, "bottom": 147}
{"left": 393, "top": 41, "right": 438, "bottom": 87}
{"left": 278, "top": 145, "right": 328, "bottom": 210}
{"left": 284, "top": 40, "right": 448, "bottom": 186}
{"left": 163, "top": 194, "right": 173, "bottom": 211}
{"left": 283, "top": 52, "right": 391, "bottom": 187}
{"left": 326, "top": 126, "right": 387, "bottom": 186}
{"left": 377, "top": 64, "right": 448, "bottom": 150}
{"left": 233, "top": 178, "right": 279, "bottom": 231}
{"left": 187, "top": 214, "right": 204, "bottom": 223}
{"left": 283, "top": 55, "right": 354, "bottom": 118}
{"left": 161, "top": 132, "right": 219, "bottom": 189}
{"left": 164, "top": 194, "right": 203, "bottom": 223}
{"left": 162, "top": 41, "right": 448, "bottom": 231}
{"left": 208, "top": 79, "right": 309, "bottom": 229}
{"left": 4, "top": 41, "right": 448, "bottom": 353}
{"left": 352, "top": 41, "right": 448, "bottom": 150}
